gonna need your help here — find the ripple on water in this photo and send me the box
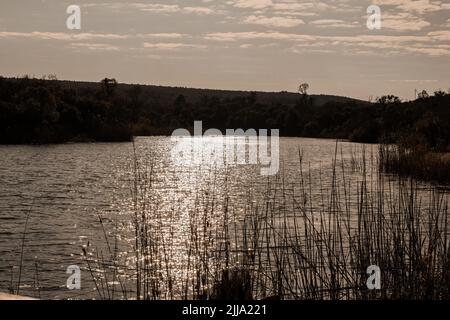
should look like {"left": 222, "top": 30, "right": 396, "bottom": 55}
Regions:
{"left": 0, "top": 138, "right": 443, "bottom": 299}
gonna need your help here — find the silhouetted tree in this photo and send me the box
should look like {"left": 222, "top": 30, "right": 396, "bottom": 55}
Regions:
{"left": 298, "top": 83, "right": 309, "bottom": 95}
{"left": 377, "top": 95, "right": 401, "bottom": 104}
{"left": 418, "top": 90, "right": 429, "bottom": 100}
{"left": 101, "top": 78, "right": 118, "bottom": 97}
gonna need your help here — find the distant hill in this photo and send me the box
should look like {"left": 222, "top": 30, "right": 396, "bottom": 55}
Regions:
{"left": 57, "top": 80, "right": 364, "bottom": 107}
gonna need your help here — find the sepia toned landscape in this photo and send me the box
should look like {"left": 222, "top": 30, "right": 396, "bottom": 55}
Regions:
{"left": 0, "top": 0, "right": 449, "bottom": 303}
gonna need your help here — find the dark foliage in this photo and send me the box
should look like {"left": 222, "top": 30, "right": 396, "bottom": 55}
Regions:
{"left": 0, "top": 76, "right": 449, "bottom": 149}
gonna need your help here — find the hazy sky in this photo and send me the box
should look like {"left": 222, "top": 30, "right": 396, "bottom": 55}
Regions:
{"left": 1, "top": 0, "right": 450, "bottom": 100}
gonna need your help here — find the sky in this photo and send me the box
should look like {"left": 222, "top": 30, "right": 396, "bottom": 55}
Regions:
{"left": 0, "top": 0, "right": 450, "bottom": 100}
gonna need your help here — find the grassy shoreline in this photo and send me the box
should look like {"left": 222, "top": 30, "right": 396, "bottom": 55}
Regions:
{"left": 380, "top": 144, "right": 450, "bottom": 185}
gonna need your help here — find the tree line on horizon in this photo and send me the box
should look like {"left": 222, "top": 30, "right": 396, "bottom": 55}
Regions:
{"left": 0, "top": 76, "right": 449, "bottom": 152}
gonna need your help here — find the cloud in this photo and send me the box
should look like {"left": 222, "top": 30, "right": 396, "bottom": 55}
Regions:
{"left": 404, "top": 46, "right": 450, "bottom": 56}
{"left": 203, "top": 29, "right": 450, "bottom": 57}
{"left": 427, "top": 30, "right": 450, "bottom": 41}
{"left": 131, "top": 3, "right": 180, "bottom": 13}
{"left": 0, "top": 31, "right": 129, "bottom": 41}
{"left": 183, "top": 7, "right": 215, "bottom": 15}
{"left": 204, "top": 31, "right": 315, "bottom": 42}
{"left": 204, "top": 31, "right": 433, "bottom": 44}
{"left": 0, "top": 31, "right": 188, "bottom": 41}
{"left": 381, "top": 12, "right": 431, "bottom": 31}
{"left": 243, "top": 15, "right": 304, "bottom": 28}
{"left": 374, "top": 0, "right": 450, "bottom": 14}
{"left": 317, "top": 33, "right": 450, "bottom": 56}
{"left": 143, "top": 42, "right": 207, "bottom": 50}
{"left": 4, "top": 29, "right": 448, "bottom": 57}
{"left": 135, "top": 3, "right": 221, "bottom": 15}
{"left": 290, "top": 47, "right": 335, "bottom": 54}
{"left": 87, "top": 3, "right": 221, "bottom": 15}
{"left": 231, "top": 0, "right": 273, "bottom": 9}
{"left": 69, "top": 43, "right": 120, "bottom": 51}
{"left": 239, "top": 42, "right": 278, "bottom": 49}
{"left": 144, "top": 33, "right": 187, "bottom": 39}
{"left": 310, "top": 19, "right": 359, "bottom": 28}
{"left": 399, "top": 0, "right": 450, "bottom": 14}
{"left": 229, "top": 0, "right": 336, "bottom": 16}
{"left": 272, "top": 10, "right": 317, "bottom": 17}
{"left": 271, "top": 2, "right": 331, "bottom": 12}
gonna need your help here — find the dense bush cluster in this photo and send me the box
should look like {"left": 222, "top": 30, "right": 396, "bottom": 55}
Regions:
{"left": 0, "top": 76, "right": 449, "bottom": 149}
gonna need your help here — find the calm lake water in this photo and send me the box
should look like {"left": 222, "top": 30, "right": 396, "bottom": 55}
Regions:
{"left": 0, "top": 137, "right": 445, "bottom": 299}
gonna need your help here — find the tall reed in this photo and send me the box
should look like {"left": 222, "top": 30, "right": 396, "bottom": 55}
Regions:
{"left": 85, "top": 141, "right": 450, "bottom": 300}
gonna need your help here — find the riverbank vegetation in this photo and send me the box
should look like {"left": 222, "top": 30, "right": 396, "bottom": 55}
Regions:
{"left": 1, "top": 76, "right": 449, "bottom": 148}
{"left": 380, "top": 144, "right": 450, "bottom": 185}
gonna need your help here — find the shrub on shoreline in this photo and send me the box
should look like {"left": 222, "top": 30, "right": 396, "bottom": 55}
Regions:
{"left": 379, "top": 144, "right": 450, "bottom": 185}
